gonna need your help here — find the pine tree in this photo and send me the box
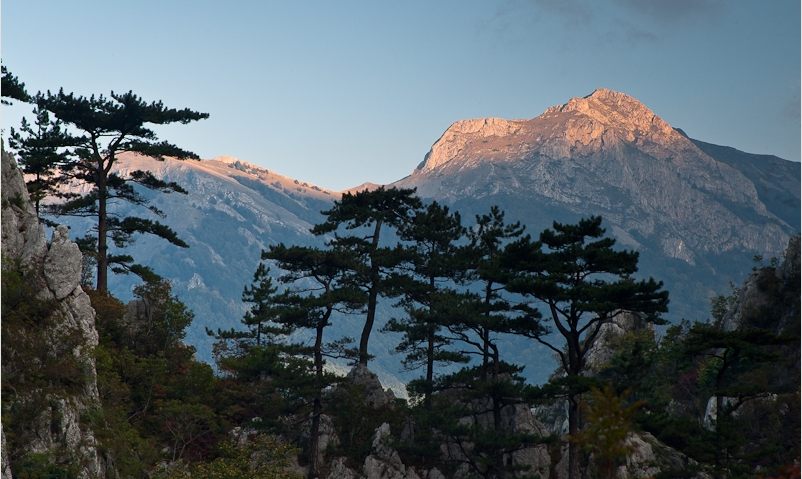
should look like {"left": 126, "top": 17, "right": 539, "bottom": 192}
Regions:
{"left": 311, "top": 186, "right": 422, "bottom": 365}
{"left": 8, "top": 101, "right": 78, "bottom": 218}
{"left": 460, "top": 206, "right": 529, "bottom": 382}
{"left": 504, "top": 216, "right": 669, "bottom": 479}
{"left": 33, "top": 88, "right": 209, "bottom": 290}
{"left": 263, "top": 243, "right": 365, "bottom": 478}
{"left": 206, "top": 262, "right": 285, "bottom": 354}
{"left": 1, "top": 64, "right": 30, "bottom": 104}
{"left": 382, "top": 201, "right": 470, "bottom": 407}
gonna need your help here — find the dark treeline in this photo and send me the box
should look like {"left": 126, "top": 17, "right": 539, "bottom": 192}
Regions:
{"left": 204, "top": 186, "right": 673, "bottom": 479}
{"left": 206, "top": 187, "right": 797, "bottom": 479}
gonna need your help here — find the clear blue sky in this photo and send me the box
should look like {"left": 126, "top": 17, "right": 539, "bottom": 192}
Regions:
{"left": 2, "top": 1, "right": 799, "bottom": 191}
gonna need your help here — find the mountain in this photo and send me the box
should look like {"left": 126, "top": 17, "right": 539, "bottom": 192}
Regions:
{"left": 39, "top": 88, "right": 799, "bottom": 387}
{"left": 682, "top": 132, "right": 801, "bottom": 232}
{"left": 394, "top": 88, "right": 798, "bottom": 323}
{"left": 50, "top": 153, "right": 410, "bottom": 393}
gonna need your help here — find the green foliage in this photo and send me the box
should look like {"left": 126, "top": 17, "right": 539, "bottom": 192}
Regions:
{"left": 420, "top": 364, "right": 549, "bottom": 479}
{"left": 1, "top": 261, "right": 92, "bottom": 475}
{"left": 568, "top": 386, "right": 644, "bottom": 479}
{"left": 1, "top": 64, "right": 30, "bottom": 104}
{"left": 8, "top": 101, "right": 77, "bottom": 218}
{"left": 312, "top": 186, "right": 423, "bottom": 365}
{"left": 599, "top": 256, "right": 801, "bottom": 477}
{"left": 383, "top": 201, "right": 471, "bottom": 406}
{"left": 458, "top": 205, "right": 533, "bottom": 383}
{"left": 18, "top": 88, "right": 209, "bottom": 290}
{"left": 86, "top": 280, "right": 227, "bottom": 474}
{"left": 154, "top": 434, "right": 302, "bottom": 479}
{"left": 12, "top": 452, "right": 79, "bottom": 479}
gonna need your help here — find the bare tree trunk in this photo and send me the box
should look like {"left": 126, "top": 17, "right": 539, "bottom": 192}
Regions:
{"left": 96, "top": 167, "right": 108, "bottom": 291}
{"left": 359, "top": 219, "right": 383, "bottom": 365}
{"left": 568, "top": 393, "right": 580, "bottom": 479}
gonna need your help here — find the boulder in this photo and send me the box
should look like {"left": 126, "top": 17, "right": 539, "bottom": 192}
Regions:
{"left": 347, "top": 364, "right": 397, "bottom": 409}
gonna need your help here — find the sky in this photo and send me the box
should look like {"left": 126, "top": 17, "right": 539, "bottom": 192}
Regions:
{"left": 1, "top": 1, "right": 799, "bottom": 192}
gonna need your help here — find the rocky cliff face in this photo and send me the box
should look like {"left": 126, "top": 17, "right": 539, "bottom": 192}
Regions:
{"left": 396, "top": 88, "right": 799, "bottom": 323}
{"left": 721, "top": 235, "right": 800, "bottom": 334}
{"left": 403, "top": 88, "right": 788, "bottom": 258}
{"left": 1, "top": 146, "right": 105, "bottom": 478}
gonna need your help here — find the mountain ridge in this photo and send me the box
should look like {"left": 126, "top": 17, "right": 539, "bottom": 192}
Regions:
{"left": 33, "top": 88, "right": 800, "bottom": 386}
{"left": 396, "top": 89, "right": 791, "bottom": 258}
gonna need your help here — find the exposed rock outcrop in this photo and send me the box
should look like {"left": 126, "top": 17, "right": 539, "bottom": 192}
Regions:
{"left": 347, "top": 364, "right": 398, "bottom": 409}
{"left": 1, "top": 146, "right": 105, "bottom": 478}
{"left": 404, "top": 88, "right": 789, "bottom": 260}
{"left": 721, "top": 235, "right": 800, "bottom": 333}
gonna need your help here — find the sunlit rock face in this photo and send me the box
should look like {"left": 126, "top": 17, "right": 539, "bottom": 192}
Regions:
{"left": 397, "top": 88, "right": 799, "bottom": 323}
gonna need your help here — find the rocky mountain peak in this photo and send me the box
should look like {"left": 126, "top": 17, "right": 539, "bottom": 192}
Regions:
{"left": 546, "top": 88, "right": 676, "bottom": 140}
{"left": 414, "top": 89, "right": 691, "bottom": 175}
{"left": 415, "top": 117, "right": 527, "bottom": 173}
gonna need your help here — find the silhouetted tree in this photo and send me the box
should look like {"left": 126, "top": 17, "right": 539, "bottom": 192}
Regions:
{"left": 504, "top": 216, "right": 669, "bottom": 479}
{"left": 383, "top": 201, "right": 469, "bottom": 407}
{"left": 460, "top": 206, "right": 528, "bottom": 382}
{"left": 9, "top": 101, "right": 78, "bottom": 218}
{"left": 263, "top": 243, "right": 365, "bottom": 479}
{"left": 1, "top": 64, "right": 30, "bottom": 104}
{"left": 312, "top": 186, "right": 422, "bottom": 365}
{"left": 36, "top": 89, "right": 208, "bottom": 290}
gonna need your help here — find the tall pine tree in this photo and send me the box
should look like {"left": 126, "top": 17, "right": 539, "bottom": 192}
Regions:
{"left": 311, "top": 186, "right": 421, "bottom": 365}
{"left": 504, "top": 216, "right": 668, "bottom": 479}
{"left": 263, "top": 243, "right": 365, "bottom": 478}
{"left": 34, "top": 88, "right": 209, "bottom": 290}
{"left": 382, "top": 201, "right": 469, "bottom": 407}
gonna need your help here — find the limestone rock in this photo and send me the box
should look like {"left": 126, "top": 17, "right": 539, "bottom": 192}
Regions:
{"left": 347, "top": 364, "right": 397, "bottom": 409}
{"left": 403, "top": 88, "right": 786, "bottom": 262}
{"left": 327, "top": 457, "right": 362, "bottom": 479}
{"left": 585, "top": 312, "right": 650, "bottom": 372}
{"left": 1, "top": 146, "right": 47, "bottom": 267}
{"left": 1, "top": 146, "right": 104, "bottom": 478}
{"left": 43, "top": 226, "right": 83, "bottom": 300}
{"left": 2, "top": 424, "right": 11, "bottom": 479}
{"left": 721, "top": 235, "right": 800, "bottom": 333}
{"left": 363, "top": 424, "right": 421, "bottom": 479}
{"left": 777, "top": 235, "right": 800, "bottom": 282}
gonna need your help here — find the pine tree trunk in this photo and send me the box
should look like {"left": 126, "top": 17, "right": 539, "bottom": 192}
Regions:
{"left": 425, "top": 330, "right": 434, "bottom": 409}
{"left": 359, "top": 219, "right": 383, "bottom": 365}
{"left": 359, "top": 285, "right": 377, "bottom": 365}
{"left": 96, "top": 166, "right": 108, "bottom": 292}
{"left": 309, "top": 396, "right": 322, "bottom": 479}
{"left": 568, "top": 393, "right": 580, "bottom": 479}
{"left": 309, "top": 321, "right": 326, "bottom": 479}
